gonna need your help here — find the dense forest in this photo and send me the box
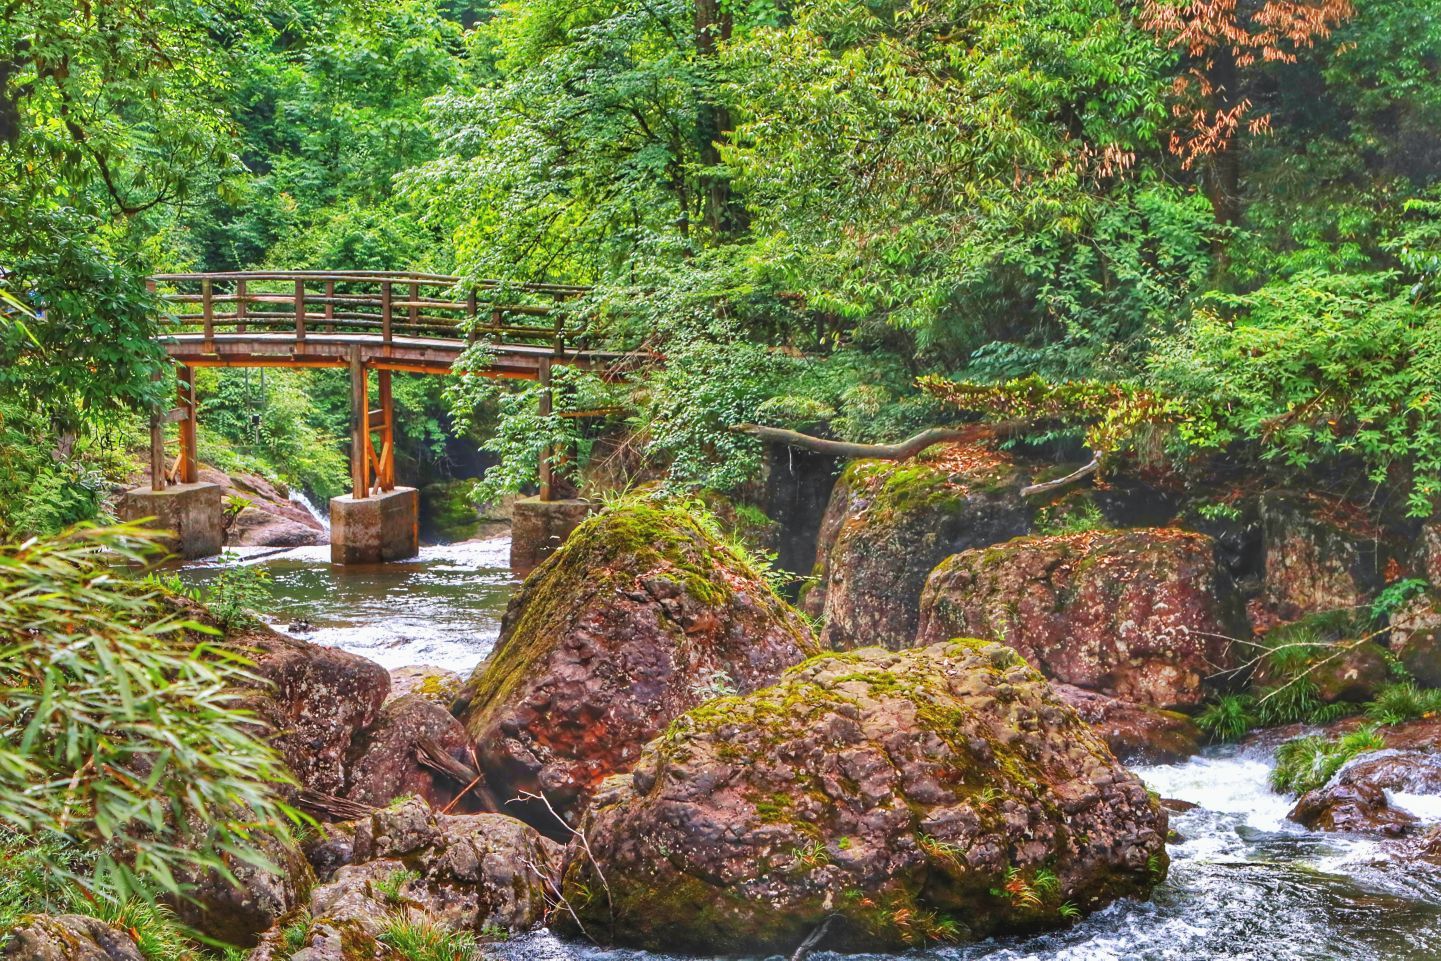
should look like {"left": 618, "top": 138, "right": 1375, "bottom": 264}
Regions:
{"left": 3, "top": 0, "right": 1438, "bottom": 532}
{"left": 4, "top": 0, "right": 1441, "bottom": 959}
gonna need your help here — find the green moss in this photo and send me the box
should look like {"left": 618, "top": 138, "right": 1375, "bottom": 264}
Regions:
{"left": 459, "top": 497, "right": 817, "bottom": 733}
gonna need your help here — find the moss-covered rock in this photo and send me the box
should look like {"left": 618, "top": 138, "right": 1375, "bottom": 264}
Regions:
{"left": 1052, "top": 683, "right": 1201, "bottom": 764}
{"left": 452, "top": 499, "right": 819, "bottom": 835}
{"left": 1391, "top": 591, "right": 1441, "bottom": 688}
{"left": 917, "top": 528, "right": 1243, "bottom": 710}
{"left": 558, "top": 640, "right": 1169, "bottom": 955}
{"left": 808, "top": 446, "right": 1034, "bottom": 651}
{"left": 1, "top": 916, "right": 145, "bottom": 961}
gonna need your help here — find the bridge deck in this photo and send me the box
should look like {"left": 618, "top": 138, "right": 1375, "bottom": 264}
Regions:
{"left": 161, "top": 331, "right": 633, "bottom": 378}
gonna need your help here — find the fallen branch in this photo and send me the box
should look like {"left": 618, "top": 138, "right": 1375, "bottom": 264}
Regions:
{"left": 1019, "top": 454, "right": 1100, "bottom": 497}
{"left": 296, "top": 789, "right": 373, "bottom": 822}
{"left": 790, "top": 915, "right": 837, "bottom": 961}
{"left": 730, "top": 423, "right": 1023, "bottom": 461}
{"left": 416, "top": 736, "right": 479, "bottom": 783}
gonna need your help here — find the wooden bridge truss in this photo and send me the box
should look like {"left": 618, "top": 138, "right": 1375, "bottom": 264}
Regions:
{"left": 146, "top": 270, "right": 634, "bottom": 501}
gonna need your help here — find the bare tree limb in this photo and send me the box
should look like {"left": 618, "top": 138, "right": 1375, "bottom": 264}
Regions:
{"left": 730, "top": 422, "right": 1023, "bottom": 460}
{"left": 790, "top": 914, "right": 837, "bottom": 961}
{"left": 1019, "top": 454, "right": 1100, "bottom": 497}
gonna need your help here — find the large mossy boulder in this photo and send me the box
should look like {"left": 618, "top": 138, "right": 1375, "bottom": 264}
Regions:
{"left": 452, "top": 500, "right": 819, "bottom": 834}
{"left": 1, "top": 916, "right": 144, "bottom": 961}
{"left": 916, "top": 528, "right": 1242, "bottom": 710}
{"left": 808, "top": 447, "right": 1033, "bottom": 651}
{"left": 558, "top": 640, "right": 1169, "bottom": 955}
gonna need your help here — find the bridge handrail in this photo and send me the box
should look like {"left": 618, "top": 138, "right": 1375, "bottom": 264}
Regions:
{"left": 150, "top": 270, "right": 592, "bottom": 354}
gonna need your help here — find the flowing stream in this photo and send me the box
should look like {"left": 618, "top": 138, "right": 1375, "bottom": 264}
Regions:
{"left": 184, "top": 542, "right": 1441, "bottom": 961}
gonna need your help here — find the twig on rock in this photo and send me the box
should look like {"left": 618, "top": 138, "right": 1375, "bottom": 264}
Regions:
{"left": 296, "top": 789, "right": 372, "bottom": 822}
{"left": 790, "top": 914, "right": 837, "bottom": 961}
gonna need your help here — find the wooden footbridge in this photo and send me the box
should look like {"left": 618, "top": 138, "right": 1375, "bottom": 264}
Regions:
{"left": 131, "top": 270, "right": 637, "bottom": 565}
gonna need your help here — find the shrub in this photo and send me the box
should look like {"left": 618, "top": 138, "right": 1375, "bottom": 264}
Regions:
{"left": 204, "top": 559, "right": 274, "bottom": 631}
{"left": 1366, "top": 682, "right": 1441, "bottom": 726}
{"left": 1196, "top": 694, "right": 1257, "bottom": 743}
{"left": 377, "top": 915, "right": 483, "bottom": 961}
{"left": 0, "top": 525, "right": 300, "bottom": 904}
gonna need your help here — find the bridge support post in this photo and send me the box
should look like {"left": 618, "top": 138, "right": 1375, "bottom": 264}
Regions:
{"left": 510, "top": 496, "right": 593, "bottom": 577}
{"left": 332, "top": 350, "right": 417, "bottom": 564}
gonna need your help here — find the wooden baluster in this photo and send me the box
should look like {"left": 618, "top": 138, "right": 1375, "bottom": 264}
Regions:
{"left": 466, "top": 290, "right": 478, "bottom": 342}
{"left": 408, "top": 281, "right": 419, "bottom": 334}
{"left": 325, "top": 280, "right": 335, "bottom": 332}
{"left": 178, "top": 364, "right": 198, "bottom": 484}
{"left": 294, "top": 279, "right": 306, "bottom": 344}
{"left": 149, "top": 368, "right": 166, "bottom": 492}
{"left": 490, "top": 306, "right": 502, "bottom": 338}
{"left": 201, "top": 278, "right": 214, "bottom": 351}
{"left": 236, "top": 278, "right": 247, "bottom": 334}
{"left": 382, "top": 281, "right": 392, "bottom": 346}
{"left": 350, "top": 348, "right": 368, "bottom": 499}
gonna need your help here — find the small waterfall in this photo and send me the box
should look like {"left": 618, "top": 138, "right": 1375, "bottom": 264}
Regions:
{"left": 290, "top": 489, "right": 331, "bottom": 532}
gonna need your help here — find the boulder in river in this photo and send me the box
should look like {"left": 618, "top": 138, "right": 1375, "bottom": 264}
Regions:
{"left": 1289, "top": 750, "right": 1441, "bottom": 836}
{"left": 195, "top": 466, "right": 326, "bottom": 547}
{"left": 1052, "top": 683, "right": 1201, "bottom": 764}
{"left": 917, "top": 528, "right": 1242, "bottom": 710}
{"left": 558, "top": 640, "right": 1170, "bottom": 955}
{"left": 808, "top": 446, "right": 1034, "bottom": 651}
{"left": 305, "top": 798, "right": 560, "bottom": 936}
{"left": 452, "top": 499, "right": 819, "bottom": 834}
{"left": 231, "top": 624, "right": 391, "bottom": 797}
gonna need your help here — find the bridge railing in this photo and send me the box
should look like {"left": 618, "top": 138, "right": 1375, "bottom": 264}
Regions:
{"left": 149, "top": 270, "right": 590, "bottom": 352}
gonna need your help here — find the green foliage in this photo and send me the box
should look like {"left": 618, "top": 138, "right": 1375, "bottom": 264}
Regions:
{"left": 377, "top": 914, "right": 483, "bottom": 961}
{"left": 0, "top": 525, "right": 300, "bottom": 905}
{"left": 1148, "top": 271, "right": 1441, "bottom": 516}
{"left": 204, "top": 560, "right": 275, "bottom": 631}
{"left": 1270, "top": 725, "right": 1386, "bottom": 796}
{"left": 1196, "top": 694, "right": 1257, "bottom": 744}
{"left": 374, "top": 868, "right": 420, "bottom": 907}
{"left": 1372, "top": 578, "right": 1431, "bottom": 623}
{"left": 1365, "top": 682, "right": 1441, "bottom": 726}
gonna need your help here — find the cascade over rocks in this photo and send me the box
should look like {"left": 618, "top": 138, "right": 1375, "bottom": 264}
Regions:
{"left": 452, "top": 500, "right": 819, "bottom": 835}
{"left": 305, "top": 798, "right": 561, "bottom": 936}
{"left": 1289, "top": 750, "right": 1441, "bottom": 836}
{"left": 197, "top": 467, "right": 326, "bottom": 547}
{"left": 917, "top": 528, "right": 1243, "bottom": 710}
{"left": 558, "top": 640, "right": 1169, "bottom": 955}
{"left": 807, "top": 447, "right": 1034, "bottom": 651}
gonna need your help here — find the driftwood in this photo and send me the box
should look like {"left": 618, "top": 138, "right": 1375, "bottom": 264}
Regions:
{"left": 417, "top": 737, "right": 502, "bottom": 813}
{"left": 731, "top": 423, "right": 1020, "bottom": 461}
{"left": 296, "top": 789, "right": 373, "bottom": 822}
{"left": 734, "top": 421, "right": 1100, "bottom": 497}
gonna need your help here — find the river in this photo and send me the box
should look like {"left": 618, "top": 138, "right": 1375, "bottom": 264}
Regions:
{"left": 184, "top": 542, "right": 1441, "bottom": 961}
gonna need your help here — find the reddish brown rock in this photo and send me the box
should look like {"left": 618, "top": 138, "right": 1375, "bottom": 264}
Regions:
{"left": 1250, "top": 492, "right": 1387, "bottom": 630}
{"left": 809, "top": 447, "right": 1034, "bottom": 651}
{"left": 304, "top": 798, "right": 561, "bottom": 936}
{"left": 1, "top": 916, "right": 145, "bottom": 961}
{"left": 1052, "top": 683, "right": 1201, "bottom": 763}
{"left": 172, "top": 827, "right": 315, "bottom": 946}
{"left": 196, "top": 466, "right": 326, "bottom": 547}
{"left": 231, "top": 624, "right": 391, "bottom": 796}
{"left": 452, "top": 500, "right": 819, "bottom": 835}
{"left": 917, "top": 528, "right": 1242, "bottom": 710}
{"left": 1390, "top": 592, "right": 1441, "bottom": 688}
{"left": 559, "top": 640, "right": 1169, "bottom": 955}
{"left": 1289, "top": 750, "right": 1441, "bottom": 836}
{"left": 1417, "top": 521, "right": 1441, "bottom": 586}
{"left": 343, "top": 694, "right": 484, "bottom": 812}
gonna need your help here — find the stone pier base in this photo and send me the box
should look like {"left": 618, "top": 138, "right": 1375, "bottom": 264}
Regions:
{"left": 330, "top": 487, "right": 420, "bottom": 565}
{"left": 510, "top": 497, "right": 593, "bottom": 576}
{"left": 118, "top": 482, "right": 225, "bottom": 560}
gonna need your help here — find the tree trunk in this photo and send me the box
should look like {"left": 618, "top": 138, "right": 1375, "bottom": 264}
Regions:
{"left": 694, "top": 0, "right": 745, "bottom": 236}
